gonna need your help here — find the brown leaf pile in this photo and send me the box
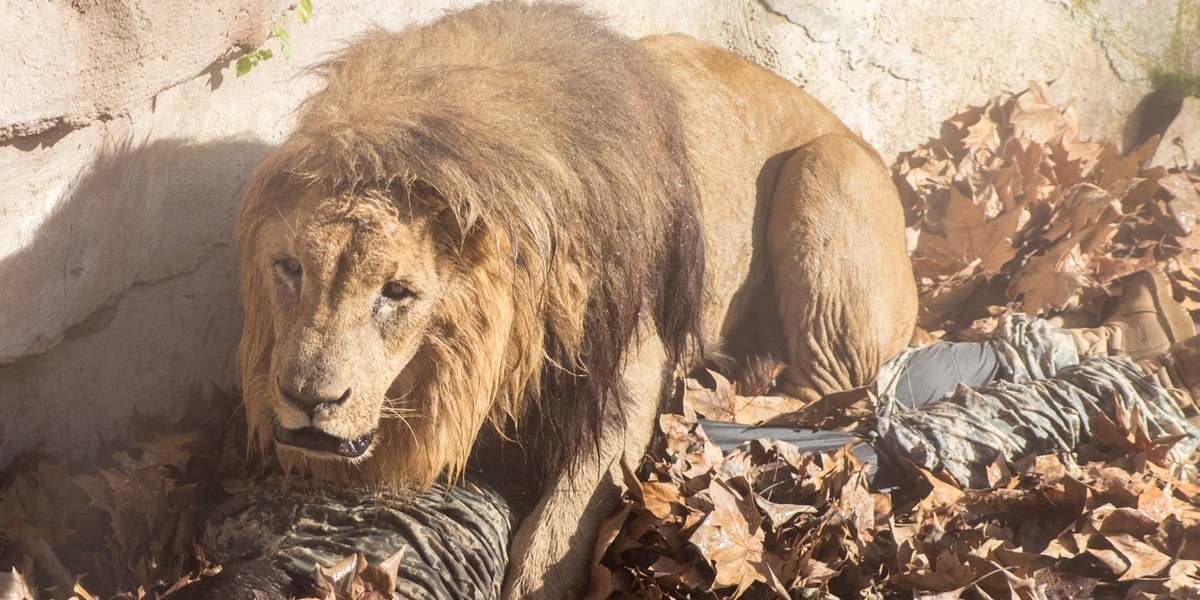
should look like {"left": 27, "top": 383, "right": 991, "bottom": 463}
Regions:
{"left": 0, "top": 392, "right": 238, "bottom": 599}
{"left": 589, "top": 415, "right": 883, "bottom": 599}
{"left": 896, "top": 82, "right": 1200, "bottom": 339}
{"left": 591, "top": 411, "right": 1200, "bottom": 599}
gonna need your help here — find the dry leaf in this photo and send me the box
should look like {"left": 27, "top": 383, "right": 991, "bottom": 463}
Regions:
{"left": 0, "top": 567, "right": 36, "bottom": 600}
{"left": 1107, "top": 535, "right": 1172, "bottom": 580}
{"left": 689, "top": 481, "right": 768, "bottom": 595}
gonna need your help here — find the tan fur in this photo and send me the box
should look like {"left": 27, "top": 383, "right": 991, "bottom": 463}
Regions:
{"left": 640, "top": 34, "right": 917, "bottom": 400}
{"left": 234, "top": 2, "right": 916, "bottom": 598}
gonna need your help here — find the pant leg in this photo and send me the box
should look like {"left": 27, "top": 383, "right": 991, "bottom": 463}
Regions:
{"left": 699, "top": 420, "right": 881, "bottom": 482}
{"left": 987, "top": 314, "right": 1081, "bottom": 382}
{"left": 876, "top": 314, "right": 1079, "bottom": 415}
{"left": 714, "top": 316, "right": 1194, "bottom": 490}
{"left": 874, "top": 356, "right": 1200, "bottom": 487}
{"left": 885, "top": 342, "right": 1000, "bottom": 411}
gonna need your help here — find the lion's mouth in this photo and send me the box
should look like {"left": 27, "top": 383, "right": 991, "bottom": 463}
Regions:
{"left": 273, "top": 424, "right": 375, "bottom": 459}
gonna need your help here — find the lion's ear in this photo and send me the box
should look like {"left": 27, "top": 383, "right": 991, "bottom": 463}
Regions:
{"left": 392, "top": 178, "right": 481, "bottom": 246}
{"left": 408, "top": 178, "right": 441, "bottom": 202}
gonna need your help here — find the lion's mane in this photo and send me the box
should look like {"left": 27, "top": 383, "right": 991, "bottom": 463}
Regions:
{"left": 235, "top": 1, "right": 704, "bottom": 488}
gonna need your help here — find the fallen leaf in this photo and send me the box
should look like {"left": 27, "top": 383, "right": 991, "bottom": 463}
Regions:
{"left": 689, "top": 481, "right": 768, "bottom": 595}
{"left": 1107, "top": 535, "right": 1172, "bottom": 580}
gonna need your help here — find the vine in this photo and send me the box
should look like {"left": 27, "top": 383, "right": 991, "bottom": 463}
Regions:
{"left": 235, "top": 0, "right": 313, "bottom": 77}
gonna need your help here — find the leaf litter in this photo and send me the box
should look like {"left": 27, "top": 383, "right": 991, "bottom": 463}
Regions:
{"left": 897, "top": 82, "right": 1200, "bottom": 339}
{"left": 2, "top": 86, "right": 1200, "bottom": 599}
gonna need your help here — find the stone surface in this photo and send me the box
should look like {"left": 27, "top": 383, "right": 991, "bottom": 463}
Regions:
{"left": 1152, "top": 97, "right": 1200, "bottom": 168}
{"left": 0, "top": 0, "right": 291, "bottom": 140}
{"left": 0, "top": 0, "right": 1194, "bottom": 464}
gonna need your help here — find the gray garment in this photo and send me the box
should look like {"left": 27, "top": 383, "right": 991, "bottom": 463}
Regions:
{"left": 702, "top": 420, "right": 873, "bottom": 462}
{"left": 202, "top": 477, "right": 512, "bottom": 600}
{"left": 874, "top": 315, "right": 1200, "bottom": 486}
{"left": 885, "top": 340, "right": 1000, "bottom": 411}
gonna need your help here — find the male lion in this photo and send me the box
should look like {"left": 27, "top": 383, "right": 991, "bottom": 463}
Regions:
{"left": 234, "top": 1, "right": 917, "bottom": 597}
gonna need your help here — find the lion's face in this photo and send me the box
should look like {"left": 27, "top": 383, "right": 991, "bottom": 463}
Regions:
{"left": 251, "top": 191, "right": 447, "bottom": 462}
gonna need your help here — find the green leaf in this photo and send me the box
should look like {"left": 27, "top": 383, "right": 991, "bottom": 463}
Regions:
{"left": 256, "top": 48, "right": 274, "bottom": 61}
{"left": 298, "top": 0, "right": 313, "bottom": 23}
{"left": 235, "top": 55, "right": 254, "bottom": 77}
{"left": 277, "top": 25, "right": 292, "bottom": 60}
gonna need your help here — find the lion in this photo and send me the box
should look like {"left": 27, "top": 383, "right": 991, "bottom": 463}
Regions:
{"left": 233, "top": 1, "right": 917, "bottom": 597}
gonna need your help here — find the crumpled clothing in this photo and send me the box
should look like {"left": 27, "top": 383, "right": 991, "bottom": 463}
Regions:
{"left": 988, "top": 314, "right": 1081, "bottom": 383}
{"left": 202, "top": 477, "right": 512, "bottom": 600}
{"left": 874, "top": 315, "right": 1200, "bottom": 486}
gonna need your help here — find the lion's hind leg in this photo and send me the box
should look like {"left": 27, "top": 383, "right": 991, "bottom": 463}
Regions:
{"left": 765, "top": 134, "right": 917, "bottom": 402}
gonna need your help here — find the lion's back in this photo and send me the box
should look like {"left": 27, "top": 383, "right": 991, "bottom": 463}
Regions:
{"left": 638, "top": 33, "right": 857, "bottom": 343}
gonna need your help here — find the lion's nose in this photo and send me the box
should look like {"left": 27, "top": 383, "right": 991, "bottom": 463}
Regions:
{"left": 278, "top": 380, "right": 352, "bottom": 418}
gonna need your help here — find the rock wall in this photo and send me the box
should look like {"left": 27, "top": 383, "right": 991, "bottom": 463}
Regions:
{"left": 1, "top": 0, "right": 1195, "bottom": 464}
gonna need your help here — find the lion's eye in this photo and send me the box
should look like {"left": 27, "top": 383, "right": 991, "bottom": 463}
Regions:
{"left": 277, "top": 258, "right": 302, "bottom": 279}
{"left": 382, "top": 281, "right": 415, "bottom": 302}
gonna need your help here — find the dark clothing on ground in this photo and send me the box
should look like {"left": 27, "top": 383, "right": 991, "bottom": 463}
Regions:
{"left": 706, "top": 315, "right": 1199, "bottom": 487}
{"left": 197, "top": 481, "right": 511, "bottom": 600}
